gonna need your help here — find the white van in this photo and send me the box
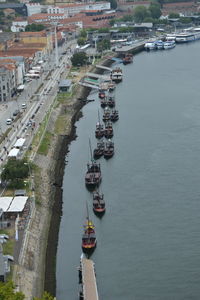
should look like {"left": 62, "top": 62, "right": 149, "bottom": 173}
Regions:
{"left": 6, "top": 118, "right": 12, "bottom": 125}
{"left": 21, "top": 103, "right": 27, "bottom": 110}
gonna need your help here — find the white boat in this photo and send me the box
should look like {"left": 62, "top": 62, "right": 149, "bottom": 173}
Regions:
{"left": 144, "top": 42, "right": 156, "bottom": 50}
{"left": 155, "top": 40, "right": 164, "bottom": 49}
{"left": 175, "top": 33, "right": 195, "bottom": 43}
{"left": 163, "top": 41, "right": 176, "bottom": 49}
{"left": 165, "top": 34, "right": 176, "bottom": 41}
{"left": 110, "top": 68, "right": 123, "bottom": 83}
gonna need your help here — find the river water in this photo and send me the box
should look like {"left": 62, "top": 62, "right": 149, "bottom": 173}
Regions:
{"left": 56, "top": 42, "right": 200, "bottom": 300}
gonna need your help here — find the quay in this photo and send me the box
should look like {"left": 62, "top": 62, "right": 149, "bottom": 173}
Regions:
{"left": 79, "top": 256, "right": 99, "bottom": 300}
{"left": 115, "top": 40, "right": 145, "bottom": 54}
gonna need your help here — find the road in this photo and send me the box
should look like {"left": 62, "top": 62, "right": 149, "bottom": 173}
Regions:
{"left": 0, "top": 38, "right": 77, "bottom": 170}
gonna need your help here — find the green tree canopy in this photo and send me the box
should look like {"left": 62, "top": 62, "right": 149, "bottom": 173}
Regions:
{"left": 133, "top": 6, "right": 149, "bottom": 23}
{"left": 1, "top": 159, "right": 29, "bottom": 182}
{"left": 71, "top": 52, "right": 88, "bottom": 66}
{"left": 108, "top": 0, "right": 117, "bottom": 9}
{"left": 77, "top": 37, "right": 86, "bottom": 46}
{"left": 34, "top": 291, "right": 55, "bottom": 300}
{"left": 0, "top": 281, "right": 25, "bottom": 300}
{"left": 148, "top": 3, "right": 161, "bottom": 19}
{"left": 25, "top": 24, "right": 45, "bottom": 32}
{"left": 168, "top": 12, "right": 180, "bottom": 19}
{"left": 80, "top": 29, "right": 87, "bottom": 38}
{"left": 97, "top": 39, "right": 110, "bottom": 52}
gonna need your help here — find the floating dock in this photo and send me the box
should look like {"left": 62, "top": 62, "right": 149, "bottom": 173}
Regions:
{"left": 79, "top": 256, "right": 99, "bottom": 300}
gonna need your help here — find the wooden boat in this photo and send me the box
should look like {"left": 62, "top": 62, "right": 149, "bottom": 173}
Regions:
{"left": 102, "top": 107, "right": 111, "bottom": 122}
{"left": 100, "top": 98, "right": 108, "bottom": 108}
{"left": 108, "top": 81, "right": 115, "bottom": 92}
{"left": 98, "top": 90, "right": 106, "bottom": 99}
{"left": 107, "top": 96, "right": 115, "bottom": 108}
{"left": 104, "top": 121, "right": 113, "bottom": 139}
{"left": 93, "top": 190, "right": 105, "bottom": 215}
{"left": 85, "top": 139, "right": 102, "bottom": 188}
{"left": 95, "top": 111, "right": 104, "bottom": 139}
{"left": 110, "top": 109, "right": 119, "bottom": 122}
{"left": 82, "top": 204, "right": 97, "bottom": 252}
{"left": 123, "top": 53, "right": 133, "bottom": 65}
{"left": 85, "top": 161, "right": 101, "bottom": 188}
{"left": 104, "top": 140, "right": 114, "bottom": 158}
{"left": 110, "top": 68, "right": 123, "bottom": 83}
{"left": 93, "top": 140, "right": 104, "bottom": 159}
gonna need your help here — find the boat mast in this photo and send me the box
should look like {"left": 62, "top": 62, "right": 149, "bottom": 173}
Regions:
{"left": 89, "top": 138, "right": 93, "bottom": 162}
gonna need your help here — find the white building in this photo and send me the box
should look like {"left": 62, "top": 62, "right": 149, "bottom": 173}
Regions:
{"left": 47, "top": 2, "right": 110, "bottom": 17}
{"left": 26, "top": 3, "right": 42, "bottom": 16}
{"left": 11, "top": 19, "right": 28, "bottom": 32}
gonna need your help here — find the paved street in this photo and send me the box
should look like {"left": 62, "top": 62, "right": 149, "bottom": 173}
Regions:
{"left": 0, "top": 39, "right": 77, "bottom": 170}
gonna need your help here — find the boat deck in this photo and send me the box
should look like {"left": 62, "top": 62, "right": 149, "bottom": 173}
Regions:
{"left": 81, "top": 257, "right": 99, "bottom": 300}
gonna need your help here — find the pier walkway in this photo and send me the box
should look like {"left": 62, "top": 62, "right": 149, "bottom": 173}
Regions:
{"left": 81, "top": 256, "right": 99, "bottom": 300}
{"left": 115, "top": 40, "right": 145, "bottom": 54}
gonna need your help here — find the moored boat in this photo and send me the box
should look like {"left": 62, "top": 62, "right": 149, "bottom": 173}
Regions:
{"left": 107, "top": 96, "right": 115, "bottom": 108}
{"left": 93, "top": 190, "right": 105, "bottom": 215}
{"left": 104, "top": 140, "right": 114, "bottom": 159}
{"left": 108, "top": 81, "right": 115, "bottom": 92}
{"left": 102, "top": 107, "right": 111, "bottom": 122}
{"left": 95, "top": 122, "right": 104, "bottom": 139}
{"left": 144, "top": 41, "right": 156, "bottom": 51}
{"left": 98, "top": 90, "right": 106, "bottom": 99}
{"left": 123, "top": 53, "right": 133, "bottom": 65}
{"left": 95, "top": 111, "right": 104, "bottom": 139}
{"left": 155, "top": 40, "right": 164, "bottom": 49}
{"left": 104, "top": 121, "right": 113, "bottom": 139}
{"left": 82, "top": 217, "right": 97, "bottom": 252}
{"left": 110, "top": 109, "right": 119, "bottom": 122}
{"left": 93, "top": 140, "right": 104, "bottom": 159}
{"left": 110, "top": 68, "right": 123, "bottom": 83}
{"left": 100, "top": 98, "right": 108, "bottom": 108}
{"left": 163, "top": 41, "right": 176, "bottom": 49}
{"left": 85, "top": 161, "right": 102, "bottom": 188}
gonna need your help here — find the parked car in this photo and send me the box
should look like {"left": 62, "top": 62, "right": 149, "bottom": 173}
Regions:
{"left": 13, "top": 109, "right": 20, "bottom": 117}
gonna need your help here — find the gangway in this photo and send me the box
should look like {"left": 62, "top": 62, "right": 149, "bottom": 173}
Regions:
{"left": 79, "top": 82, "right": 99, "bottom": 89}
{"left": 86, "top": 72, "right": 110, "bottom": 81}
{"left": 95, "top": 65, "right": 112, "bottom": 71}
{"left": 79, "top": 255, "right": 99, "bottom": 300}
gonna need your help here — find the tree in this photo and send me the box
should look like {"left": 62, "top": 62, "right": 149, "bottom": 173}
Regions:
{"left": 0, "top": 281, "right": 24, "bottom": 300}
{"left": 71, "top": 52, "right": 88, "bottom": 67}
{"left": 97, "top": 39, "right": 110, "bottom": 52}
{"left": 1, "top": 159, "right": 30, "bottom": 188}
{"left": 133, "top": 6, "right": 149, "bottom": 23}
{"left": 77, "top": 37, "right": 86, "bottom": 46}
{"left": 25, "top": 24, "right": 45, "bottom": 32}
{"left": 80, "top": 29, "right": 87, "bottom": 38}
{"left": 34, "top": 291, "right": 54, "bottom": 300}
{"left": 109, "top": 0, "right": 117, "bottom": 9}
{"left": 168, "top": 12, "right": 180, "bottom": 19}
{"left": 148, "top": 3, "right": 161, "bottom": 19}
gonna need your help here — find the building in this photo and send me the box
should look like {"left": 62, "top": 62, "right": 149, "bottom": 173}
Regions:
{"left": 26, "top": 3, "right": 42, "bottom": 16}
{"left": 47, "top": 2, "right": 111, "bottom": 17}
{"left": 58, "top": 79, "right": 71, "bottom": 91}
{"left": 0, "top": 3, "right": 27, "bottom": 16}
{"left": 11, "top": 17, "right": 28, "bottom": 32}
{"left": 0, "top": 63, "right": 17, "bottom": 102}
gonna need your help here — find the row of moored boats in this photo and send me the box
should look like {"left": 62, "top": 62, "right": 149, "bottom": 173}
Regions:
{"left": 145, "top": 29, "right": 200, "bottom": 51}
{"left": 81, "top": 66, "right": 125, "bottom": 257}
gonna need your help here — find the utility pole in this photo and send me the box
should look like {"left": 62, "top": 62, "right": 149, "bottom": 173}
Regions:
{"left": 55, "top": 25, "right": 59, "bottom": 67}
